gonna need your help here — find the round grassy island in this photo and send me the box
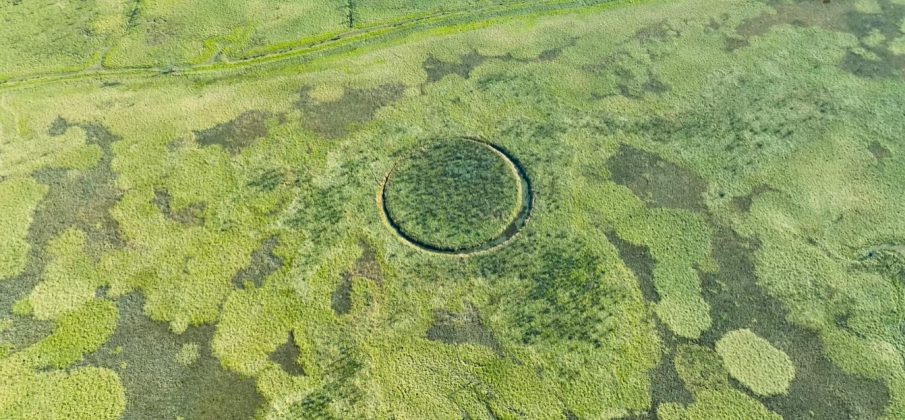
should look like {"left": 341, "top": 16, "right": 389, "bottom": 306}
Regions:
{"left": 382, "top": 138, "right": 528, "bottom": 253}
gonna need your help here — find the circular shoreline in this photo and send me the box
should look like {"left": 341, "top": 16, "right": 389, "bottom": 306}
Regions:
{"left": 378, "top": 137, "right": 533, "bottom": 256}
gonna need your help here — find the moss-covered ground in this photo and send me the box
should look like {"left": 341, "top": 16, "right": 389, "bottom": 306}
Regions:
{"left": 1, "top": 0, "right": 904, "bottom": 418}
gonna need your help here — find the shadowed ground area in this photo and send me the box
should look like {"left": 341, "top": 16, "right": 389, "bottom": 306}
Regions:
{"left": 332, "top": 241, "right": 383, "bottom": 315}
{"left": 195, "top": 111, "right": 273, "bottom": 154}
{"left": 1, "top": 120, "right": 122, "bottom": 349}
{"left": 296, "top": 85, "right": 405, "bottom": 138}
{"left": 270, "top": 331, "right": 304, "bottom": 376}
{"left": 608, "top": 142, "right": 891, "bottom": 419}
{"left": 232, "top": 236, "right": 283, "bottom": 289}
{"left": 700, "top": 227, "right": 890, "bottom": 419}
{"left": 426, "top": 302, "right": 504, "bottom": 356}
{"left": 83, "top": 293, "right": 264, "bottom": 420}
{"left": 152, "top": 188, "right": 205, "bottom": 226}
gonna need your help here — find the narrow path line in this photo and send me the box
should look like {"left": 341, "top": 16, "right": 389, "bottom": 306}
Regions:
{"left": 0, "top": 0, "right": 624, "bottom": 91}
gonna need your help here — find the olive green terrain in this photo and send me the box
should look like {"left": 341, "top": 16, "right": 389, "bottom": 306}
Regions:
{"left": 1, "top": 0, "right": 904, "bottom": 418}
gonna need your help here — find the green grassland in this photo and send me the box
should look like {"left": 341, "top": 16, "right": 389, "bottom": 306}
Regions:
{"left": 1, "top": 0, "right": 904, "bottom": 418}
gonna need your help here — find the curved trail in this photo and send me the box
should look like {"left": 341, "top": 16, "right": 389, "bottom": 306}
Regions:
{"left": 378, "top": 138, "right": 534, "bottom": 256}
{"left": 0, "top": 0, "right": 618, "bottom": 91}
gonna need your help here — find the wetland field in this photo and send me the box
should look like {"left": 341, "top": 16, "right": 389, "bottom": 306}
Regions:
{"left": 1, "top": 0, "right": 904, "bottom": 418}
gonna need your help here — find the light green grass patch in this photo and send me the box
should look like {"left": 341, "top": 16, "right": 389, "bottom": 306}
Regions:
{"left": 0, "top": 0, "right": 128, "bottom": 79}
{"left": 854, "top": 0, "right": 883, "bottom": 14}
{"left": 658, "top": 389, "right": 781, "bottom": 420}
{"left": 716, "top": 329, "right": 795, "bottom": 397}
{"left": 0, "top": 178, "right": 47, "bottom": 279}
{"left": 0, "top": 365, "right": 125, "bottom": 420}
{"left": 176, "top": 343, "right": 200, "bottom": 366}
{"left": 26, "top": 229, "right": 103, "bottom": 320}
{"left": 23, "top": 299, "right": 118, "bottom": 369}
{"left": 0, "top": 123, "right": 102, "bottom": 179}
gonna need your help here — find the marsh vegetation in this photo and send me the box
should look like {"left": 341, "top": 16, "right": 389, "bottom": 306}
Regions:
{"left": 1, "top": 0, "right": 904, "bottom": 418}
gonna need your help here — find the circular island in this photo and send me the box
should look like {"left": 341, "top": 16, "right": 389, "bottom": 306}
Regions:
{"left": 380, "top": 138, "right": 532, "bottom": 254}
